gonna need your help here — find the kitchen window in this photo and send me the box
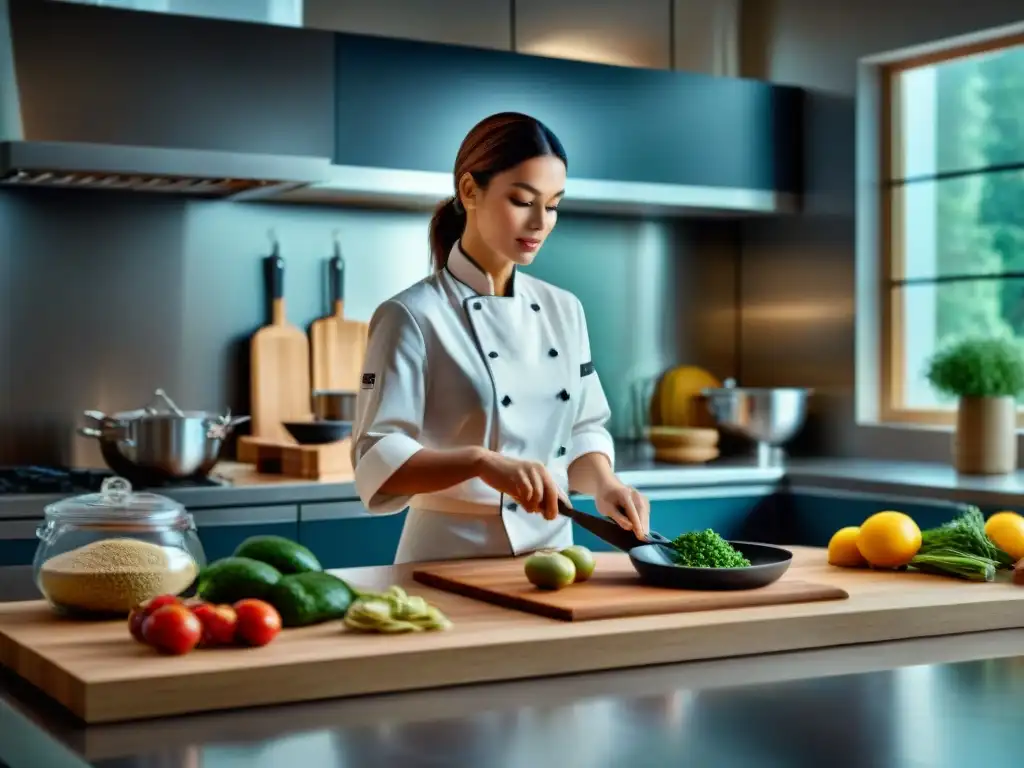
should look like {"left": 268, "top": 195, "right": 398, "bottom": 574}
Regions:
{"left": 879, "top": 32, "right": 1024, "bottom": 425}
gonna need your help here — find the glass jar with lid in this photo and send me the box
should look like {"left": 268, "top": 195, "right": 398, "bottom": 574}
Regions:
{"left": 32, "top": 476, "right": 207, "bottom": 618}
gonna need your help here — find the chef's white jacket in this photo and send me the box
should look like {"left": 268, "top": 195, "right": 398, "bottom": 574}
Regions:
{"left": 351, "top": 241, "right": 616, "bottom": 564}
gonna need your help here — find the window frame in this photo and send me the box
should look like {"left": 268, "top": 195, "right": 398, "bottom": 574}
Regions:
{"left": 876, "top": 29, "right": 1024, "bottom": 428}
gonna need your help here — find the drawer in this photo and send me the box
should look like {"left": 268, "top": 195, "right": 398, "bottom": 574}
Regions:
{"left": 0, "top": 520, "right": 41, "bottom": 567}
{"left": 299, "top": 503, "right": 407, "bottom": 569}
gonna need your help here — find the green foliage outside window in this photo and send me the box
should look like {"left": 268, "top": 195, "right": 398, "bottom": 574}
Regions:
{"left": 933, "top": 48, "right": 1024, "bottom": 343}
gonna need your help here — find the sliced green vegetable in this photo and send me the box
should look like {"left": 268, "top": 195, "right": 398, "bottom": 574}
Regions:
{"left": 343, "top": 585, "right": 452, "bottom": 633}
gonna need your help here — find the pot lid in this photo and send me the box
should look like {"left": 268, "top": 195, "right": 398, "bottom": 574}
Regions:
{"left": 44, "top": 476, "right": 188, "bottom": 525}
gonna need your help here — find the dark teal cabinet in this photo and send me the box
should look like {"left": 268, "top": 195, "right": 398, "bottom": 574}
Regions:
{"left": 335, "top": 33, "right": 803, "bottom": 195}
{"left": 298, "top": 493, "right": 776, "bottom": 566}
{"left": 192, "top": 506, "right": 299, "bottom": 564}
{"left": 0, "top": 521, "right": 39, "bottom": 567}
{"left": 299, "top": 516, "right": 407, "bottom": 569}
{"left": 787, "top": 492, "right": 966, "bottom": 547}
{"left": 569, "top": 492, "right": 773, "bottom": 552}
{"left": 299, "top": 502, "right": 407, "bottom": 569}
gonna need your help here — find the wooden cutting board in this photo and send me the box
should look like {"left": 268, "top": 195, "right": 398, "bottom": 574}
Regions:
{"left": 250, "top": 250, "right": 311, "bottom": 444}
{"left": 412, "top": 556, "right": 849, "bottom": 621}
{"left": 310, "top": 247, "right": 368, "bottom": 392}
{"left": 5, "top": 548, "right": 1024, "bottom": 724}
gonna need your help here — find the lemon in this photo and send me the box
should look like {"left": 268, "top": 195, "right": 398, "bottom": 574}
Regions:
{"left": 985, "top": 511, "right": 1024, "bottom": 562}
{"left": 827, "top": 526, "right": 868, "bottom": 567}
{"left": 856, "top": 511, "right": 921, "bottom": 568}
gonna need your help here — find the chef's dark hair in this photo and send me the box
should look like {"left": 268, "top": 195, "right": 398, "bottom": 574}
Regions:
{"left": 429, "top": 112, "right": 567, "bottom": 271}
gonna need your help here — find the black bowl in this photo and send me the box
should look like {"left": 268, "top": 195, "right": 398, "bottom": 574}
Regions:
{"left": 282, "top": 420, "right": 353, "bottom": 445}
{"left": 628, "top": 540, "right": 793, "bottom": 590}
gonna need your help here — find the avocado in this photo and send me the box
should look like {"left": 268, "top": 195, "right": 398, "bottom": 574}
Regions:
{"left": 266, "top": 571, "right": 355, "bottom": 627}
{"left": 232, "top": 535, "right": 322, "bottom": 575}
{"left": 197, "top": 557, "right": 282, "bottom": 603}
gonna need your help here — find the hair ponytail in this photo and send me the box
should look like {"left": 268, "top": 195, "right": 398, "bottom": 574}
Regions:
{"left": 429, "top": 113, "right": 567, "bottom": 272}
{"left": 428, "top": 196, "right": 465, "bottom": 271}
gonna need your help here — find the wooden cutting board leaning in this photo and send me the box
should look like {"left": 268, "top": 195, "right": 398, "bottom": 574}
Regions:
{"left": 309, "top": 237, "right": 369, "bottom": 393}
{"left": 248, "top": 243, "right": 312, "bottom": 445}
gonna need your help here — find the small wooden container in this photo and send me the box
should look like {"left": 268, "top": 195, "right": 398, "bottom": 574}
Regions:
{"left": 645, "top": 426, "right": 720, "bottom": 464}
{"left": 236, "top": 436, "right": 353, "bottom": 480}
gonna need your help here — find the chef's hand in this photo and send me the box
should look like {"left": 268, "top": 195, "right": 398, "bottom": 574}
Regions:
{"left": 595, "top": 479, "right": 650, "bottom": 539}
{"left": 478, "top": 452, "right": 565, "bottom": 521}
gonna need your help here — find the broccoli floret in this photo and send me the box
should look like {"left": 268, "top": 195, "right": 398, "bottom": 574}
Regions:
{"left": 669, "top": 529, "right": 751, "bottom": 568}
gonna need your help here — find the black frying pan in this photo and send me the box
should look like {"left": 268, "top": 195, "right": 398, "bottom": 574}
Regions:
{"left": 557, "top": 499, "right": 792, "bottom": 590}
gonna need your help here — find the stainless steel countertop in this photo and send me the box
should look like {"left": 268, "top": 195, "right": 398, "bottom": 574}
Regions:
{"left": 0, "top": 442, "right": 787, "bottom": 520}
{"left": 786, "top": 455, "right": 1024, "bottom": 506}
{"left": 3, "top": 620, "right": 1024, "bottom": 768}
{"left": 5, "top": 442, "right": 1024, "bottom": 522}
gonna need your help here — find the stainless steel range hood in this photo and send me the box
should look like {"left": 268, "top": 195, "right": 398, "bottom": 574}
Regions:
{"left": 269, "top": 164, "right": 799, "bottom": 217}
{"left": 0, "top": 0, "right": 332, "bottom": 201}
{"left": 0, "top": 140, "right": 332, "bottom": 201}
{"left": 0, "top": 0, "right": 800, "bottom": 216}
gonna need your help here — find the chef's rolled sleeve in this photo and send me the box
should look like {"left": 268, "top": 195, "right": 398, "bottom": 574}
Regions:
{"left": 567, "top": 299, "right": 616, "bottom": 469}
{"left": 351, "top": 299, "right": 427, "bottom": 514}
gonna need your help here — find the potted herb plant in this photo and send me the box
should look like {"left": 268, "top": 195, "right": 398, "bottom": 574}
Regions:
{"left": 925, "top": 335, "right": 1024, "bottom": 474}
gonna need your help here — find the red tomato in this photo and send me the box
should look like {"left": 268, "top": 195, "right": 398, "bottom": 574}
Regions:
{"left": 192, "top": 603, "right": 238, "bottom": 647}
{"left": 128, "top": 594, "right": 183, "bottom": 643}
{"left": 233, "top": 599, "right": 281, "bottom": 647}
{"left": 142, "top": 605, "right": 202, "bottom": 655}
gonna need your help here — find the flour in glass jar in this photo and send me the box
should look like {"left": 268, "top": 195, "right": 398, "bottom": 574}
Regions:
{"left": 38, "top": 538, "right": 198, "bottom": 616}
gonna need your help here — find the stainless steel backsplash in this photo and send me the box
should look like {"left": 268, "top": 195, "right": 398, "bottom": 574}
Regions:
{"left": 0, "top": 188, "right": 740, "bottom": 467}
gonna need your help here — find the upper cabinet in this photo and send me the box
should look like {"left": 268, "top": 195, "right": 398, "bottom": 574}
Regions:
{"left": 303, "top": 0, "right": 740, "bottom": 78}
{"left": 46, "top": 0, "right": 304, "bottom": 26}
{"left": 303, "top": 0, "right": 512, "bottom": 50}
{"left": 514, "top": 0, "right": 671, "bottom": 70}
{"left": 328, "top": 32, "right": 803, "bottom": 215}
{"left": 673, "top": 0, "right": 740, "bottom": 77}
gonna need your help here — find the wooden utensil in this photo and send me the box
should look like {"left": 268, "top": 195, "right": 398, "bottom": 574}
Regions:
{"left": 413, "top": 557, "right": 847, "bottom": 622}
{"left": 645, "top": 425, "right": 721, "bottom": 463}
{"left": 249, "top": 242, "right": 311, "bottom": 445}
{"left": 310, "top": 237, "right": 369, "bottom": 392}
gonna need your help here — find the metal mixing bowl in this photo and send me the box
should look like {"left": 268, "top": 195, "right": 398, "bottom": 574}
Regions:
{"left": 701, "top": 380, "right": 812, "bottom": 465}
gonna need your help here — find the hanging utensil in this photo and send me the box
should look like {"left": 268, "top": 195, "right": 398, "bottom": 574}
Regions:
{"left": 249, "top": 231, "right": 312, "bottom": 443}
{"left": 310, "top": 231, "right": 368, "bottom": 392}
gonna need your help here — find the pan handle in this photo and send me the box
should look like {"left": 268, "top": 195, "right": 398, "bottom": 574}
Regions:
{"left": 558, "top": 498, "right": 672, "bottom": 550}
{"left": 556, "top": 498, "right": 649, "bottom": 552}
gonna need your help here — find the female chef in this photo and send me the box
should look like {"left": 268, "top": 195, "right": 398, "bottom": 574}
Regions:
{"left": 350, "top": 111, "right": 651, "bottom": 564}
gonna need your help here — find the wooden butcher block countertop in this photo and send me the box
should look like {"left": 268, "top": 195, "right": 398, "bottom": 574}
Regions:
{"left": 1, "top": 547, "right": 1024, "bottom": 724}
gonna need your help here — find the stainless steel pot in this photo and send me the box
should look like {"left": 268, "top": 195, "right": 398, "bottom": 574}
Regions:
{"left": 78, "top": 389, "right": 249, "bottom": 481}
{"left": 311, "top": 389, "right": 357, "bottom": 422}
